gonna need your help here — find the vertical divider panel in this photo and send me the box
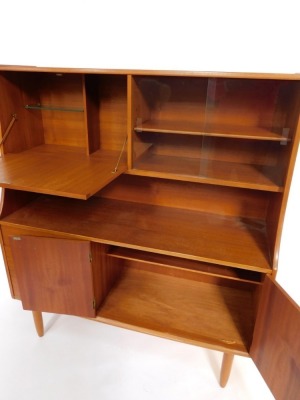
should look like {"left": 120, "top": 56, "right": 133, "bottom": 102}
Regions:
{"left": 83, "top": 74, "right": 100, "bottom": 155}
{"left": 129, "top": 76, "right": 152, "bottom": 169}
{"left": 91, "top": 243, "right": 124, "bottom": 311}
{"left": 127, "top": 75, "right": 133, "bottom": 169}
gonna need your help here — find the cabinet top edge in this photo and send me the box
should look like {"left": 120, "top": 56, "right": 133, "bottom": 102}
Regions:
{"left": 0, "top": 65, "right": 300, "bottom": 80}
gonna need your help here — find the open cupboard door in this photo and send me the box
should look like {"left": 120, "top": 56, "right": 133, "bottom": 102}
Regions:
{"left": 250, "top": 275, "right": 300, "bottom": 400}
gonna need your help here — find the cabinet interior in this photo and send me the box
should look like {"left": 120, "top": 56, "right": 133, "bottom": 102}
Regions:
{"left": 98, "top": 247, "right": 261, "bottom": 355}
{"left": 130, "top": 76, "right": 296, "bottom": 192}
{"left": 0, "top": 72, "right": 128, "bottom": 198}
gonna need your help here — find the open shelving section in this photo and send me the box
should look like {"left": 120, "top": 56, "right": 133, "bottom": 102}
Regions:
{"left": 0, "top": 189, "right": 272, "bottom": 273}
{"left": 0, "top": 183, "right": 265, "bottom": 355}
{"left": 96, "top": 264, "right": 258, "bottom": 355}
{"left": 129, "top": 75, "right": 297, "bottom": 192}
{"left": 0, "top": 71, "right": 128, "bottom": 198}
{"left": 98, "top": 243, "right": 261, "bottom": 355}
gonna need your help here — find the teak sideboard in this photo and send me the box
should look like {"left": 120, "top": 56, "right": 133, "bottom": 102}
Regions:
{"left": 0, "top": 66, "right": 299, "bottom": 399}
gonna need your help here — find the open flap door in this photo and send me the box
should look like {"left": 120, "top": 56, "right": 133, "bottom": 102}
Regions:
{"left": 250, "top": 275, "right": 300, "bottom": 400}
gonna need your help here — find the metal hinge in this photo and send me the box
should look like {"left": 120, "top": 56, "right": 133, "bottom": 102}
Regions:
{"left": 89, "top": 252, "right": 93, "bottom": 263}
{"left": 93, "top": 299, "right": 96, "bottom": 309}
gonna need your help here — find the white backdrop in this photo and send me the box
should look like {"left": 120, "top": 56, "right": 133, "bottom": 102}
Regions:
{"left": 0, "top": 0, "right": 299, "bottom": 304}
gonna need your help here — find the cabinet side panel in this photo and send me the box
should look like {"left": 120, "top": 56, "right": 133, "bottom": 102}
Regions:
{"left": 250, "top": 276, "right": 300, "bottom": 400}
{"left": 0, "top": 189, "right": 39, "bottom": 298}
{"left": 266, "top": 114, "right": 300, "bottom": 270}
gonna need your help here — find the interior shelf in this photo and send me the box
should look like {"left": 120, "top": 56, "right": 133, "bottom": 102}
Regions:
{"left": 1, "top": 195, "right": 272, "bottom": 272}
{"left": 107, "top": 247, "right": 263, "bottom": 283}
{"left": 0, "top": 144, "right": 126, "bottom": 199}
{"left": 96, "top": 266, "right": 256, "bottom": 354}
{"left": 131, "top": 151, "right": 284, "bottom": 192}
{"left": 135, "top": 120, "right": 290, "bottom": 142}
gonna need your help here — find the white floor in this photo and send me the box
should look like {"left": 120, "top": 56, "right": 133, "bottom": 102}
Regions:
{"left": 0, "top": 256, "right": 274, "bottom": 400}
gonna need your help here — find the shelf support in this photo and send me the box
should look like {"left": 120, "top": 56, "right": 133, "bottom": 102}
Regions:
{"left": 0, "top": 114, "right": 17, "bottom": 149}
{"left": 24, "top": 104, "right": 84, "bottom": 112}
{"left": 112, "top": 136, "right": 128, "bottom": 173}
{"left": 220, "top": 353, "right": 234, "bottom": 387}
{"left": 32, "top": 311, "right": 44, "bottom": 337}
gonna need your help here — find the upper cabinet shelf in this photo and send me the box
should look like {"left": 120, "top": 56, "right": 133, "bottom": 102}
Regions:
{"left": 134, "top": 120, "right": 291, "bottom": 142}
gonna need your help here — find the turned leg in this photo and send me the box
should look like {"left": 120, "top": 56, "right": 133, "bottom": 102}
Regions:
{"left": 220, "top": 353, "right": 234, "bottom": 387}
{"left": 32, "top": 311, "right": 44, "bottom": 337}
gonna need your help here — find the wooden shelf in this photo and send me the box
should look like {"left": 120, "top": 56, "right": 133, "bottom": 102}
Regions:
{"left": 108, "top": 247, "right": 263, "bottom": 283}
{"left": 96, "top": 267, "right": 256, "bottom": 354}
{"left": 1, "top": 196, "right": 272, "bottom": 272}
{"left": 135, "top": 120, "right": 291, "bottom": 142}
{"left": 0, "top": 145, "right": 126, "bottom": 199}
{"left": 131, "top": 151, "right": 283, "bottom": 192}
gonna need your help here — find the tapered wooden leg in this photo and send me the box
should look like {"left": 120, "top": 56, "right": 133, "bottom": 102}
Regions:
{"left": 220, "top": 353, "right": 234, "bottom": 387}
{"left": 32, "top": 311, "right": 44, "bottom": 337}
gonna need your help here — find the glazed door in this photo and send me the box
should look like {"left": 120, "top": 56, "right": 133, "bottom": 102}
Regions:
{"left": 10, "top": 236, "right": 96, "bottom": 318}
{"left": 250, "top": 275, "right": 300, "bottom": 400}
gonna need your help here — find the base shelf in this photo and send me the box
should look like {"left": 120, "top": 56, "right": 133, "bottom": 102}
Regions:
{"left": 0, "top": 144, "right": 126, "bottom": 199}
{"left": 96, "top": 266, "right": 256, "bottom": 355}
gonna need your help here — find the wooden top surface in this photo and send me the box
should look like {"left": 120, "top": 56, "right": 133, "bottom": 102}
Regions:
{"left": 1, "top": 195, "right": 271, "bottom": 272}
{"left": 0, "top": 145, "right": 126, "bottom": 199}
{"left": 0, "top": 65, "right": 300, "bottom": 80}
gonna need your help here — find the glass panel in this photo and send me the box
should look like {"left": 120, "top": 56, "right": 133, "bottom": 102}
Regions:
{"left": 132, "top": 76, "right": 295, "bottom": 191}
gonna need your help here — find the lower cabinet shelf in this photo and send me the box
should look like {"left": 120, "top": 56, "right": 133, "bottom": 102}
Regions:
{"left": 131, "top": 151, "right": 283, "bottom": 192}
{"left": 96, "top": 254, "right": 260, "bottom": 356}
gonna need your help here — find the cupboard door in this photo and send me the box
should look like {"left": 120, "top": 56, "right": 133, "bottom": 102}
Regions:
{"left": 10, "top": 236, "right": 96, "bottom": 317}
{"left": 250, "top": 275, "right": 300, "bottom": 400}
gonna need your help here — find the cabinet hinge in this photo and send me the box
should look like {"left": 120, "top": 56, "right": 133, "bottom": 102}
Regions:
{"left": 89, "top": 252, "right": 93, "bottom": 263}
{"left": 93, "top": 299, "right": 96, "bottom": 309}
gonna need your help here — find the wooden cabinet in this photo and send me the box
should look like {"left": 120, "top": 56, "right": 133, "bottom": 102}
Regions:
{"left": 0, "top": 66, "right": 299, "bottom": 399}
